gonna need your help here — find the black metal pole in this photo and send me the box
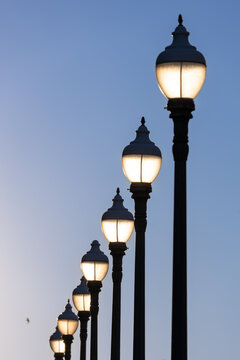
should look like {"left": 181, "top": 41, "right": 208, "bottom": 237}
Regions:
{"left": 87, "top": 281, "right": 102, "bottom": 360}
{"left": 54, "top": 353, "right": 64, "bottom": 360}
{"left": 109, "top": 242, "right": 127, "bottom": 360}
{"left": 130, "top": 182, "right": 152, "bottom": 360}
{"left": 167, "top": 98, "right": 195, "bottom": 360}
{"left": 62, "top": 335, "right": 73, "bottom": 360}
{"left": 78, "top": 311, "right": 90, "bottom": 360}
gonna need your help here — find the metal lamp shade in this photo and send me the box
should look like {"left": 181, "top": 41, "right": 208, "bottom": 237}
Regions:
{"left": 156, "top": 15, "right": 206, "bottom": 99}
{"left": 122, "top": 117, "right": 162, "bottom": 184}
{"left": 72, "top": 276, "right": 91, "bottom": 312}
{"left": 81, "top": 240, "right": 109, "bottom": 281}
{"left": 57, "top": 301, "right": 78, "bottom": 335}
{"left": 101, "top": 188, "right": 134, "bottom": 243}
{"left": 49, "top": 327, "right": 65, "bottom": 354}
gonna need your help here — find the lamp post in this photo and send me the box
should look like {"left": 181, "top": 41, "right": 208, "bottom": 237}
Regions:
{"left": 72, "top": 276, "right": 91, "bottom": 360}
{"left": 101, "top": 188, "right": 134, "bottom": 360}
{"left": 122, "top": 117, "right": 162, "bottom": 360}
{"left": 81, "top": 240, "right": 109, "bottom": 360}
{"left": 49, "top": 326, "right": 65, "bottom": 360}
{"left": 57, "top": 300, "right": 79, "bottom": 360}
{"left": 155, "top": 15, "right": 206, "bottom": 360}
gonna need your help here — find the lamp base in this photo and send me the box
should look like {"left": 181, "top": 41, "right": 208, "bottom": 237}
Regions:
{"left": 130, "top": 182, "right": 152, "bottom": 195}
{"left": 167, "top": 98, "right": 195, "bottom": 114}
{"left": 54, "top": 353, "right": 64, "bottom": 360}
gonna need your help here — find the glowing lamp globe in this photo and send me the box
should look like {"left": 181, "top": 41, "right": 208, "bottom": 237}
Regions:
{"left": 81, "top": 240, "right": 109, "bottom": 281}
{"left": 101, "top": 188, "right": 134, "bottom": 243}
{"left": 49, "top": 327, "right": 65, "bottom": 354}
{"left": 57, "top": 300, "right": 78, "bottom": 336}
{"left": 155, "top": 15, "right": 206, "bottom": 99}
{"left": 72, "top": 276, "right": 91, "bottom": 312}
{"left": 122, "top": 117, "right": 162, "bottom": 184}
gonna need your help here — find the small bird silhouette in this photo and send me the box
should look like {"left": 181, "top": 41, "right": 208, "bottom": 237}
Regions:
{"left": 26, "top": 318, "right": 30, "bottom": 324}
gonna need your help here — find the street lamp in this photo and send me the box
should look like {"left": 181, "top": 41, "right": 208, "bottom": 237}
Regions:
{"left": 101, "top": 187, "right": 134, "bottom": 360}
{"left": 72, "top": 276, "right": 91, "bottom": 360}
{"left": 49, "top": 326, "right": 65, "bottom": 360}
{"left": 155, "top": 15, "right": 206, "bottom": 360}
{"left": 81, "top": 240, "right": 109, "bottom": 360}
{"left": 122, "top": 117, "right": 162, "bottom": 360}
{"left": 155, "top": 14, "right": 206, "bottom": 99}
{"left": 57, "top": 300, "right": 79, "bottom": 360}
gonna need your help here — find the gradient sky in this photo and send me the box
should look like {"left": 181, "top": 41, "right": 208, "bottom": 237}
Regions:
{"left": 0, "top": 1, "right": 239, "bottom": 360}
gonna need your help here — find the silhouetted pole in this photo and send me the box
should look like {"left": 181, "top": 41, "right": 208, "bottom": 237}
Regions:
{"left": 109, "top": 242, "right": 127, "bottom": 360}
{"left": 62, "top": 335, "right": 73, "bottom": 360}
{"left": 168, "top": 98, "right": 194, "bottom": 360}
{"left": 88, "top": 281, "right": 102, "bottom": 360}
{"left": 131, "top": 183, "right": 152, "bottom": 360}
{"left": 78, "top": 311, "right": 90, "bottom": 360}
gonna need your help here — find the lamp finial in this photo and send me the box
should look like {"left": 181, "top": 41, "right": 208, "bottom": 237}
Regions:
{"left": 141, "top": 116, "right": 145, "bottom": 125}
{"left": 116, "top": 187, "right": 120, "bottom": 195}
{"left": 178, "top": 14, "right": 183, "bottom": 25}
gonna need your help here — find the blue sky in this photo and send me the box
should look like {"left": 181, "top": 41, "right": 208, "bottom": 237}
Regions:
{"left": 0, "top": 1, "right": 239, "bottom": 359}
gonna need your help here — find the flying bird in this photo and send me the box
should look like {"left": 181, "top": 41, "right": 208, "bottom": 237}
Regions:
{"left": 26, "top": 318, "right": 30, "bottom": 323}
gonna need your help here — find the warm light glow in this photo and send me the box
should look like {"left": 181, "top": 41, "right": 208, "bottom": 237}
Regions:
{"left": 156, "top": 62, "right": 206, "bottom": 99}
{"left": 101, "top": 219, "right": 134, "bottom": 243}
{"left": 122, "top": 154, "right": 161, "bottom": 183}
{"left": 50, "top": 339, "right": 65, "bottom": 354}
{"left": 72, "top": 294, "right": 91, "bottom": 312}
{"left": 57, "top": 319, "right": 78, "bottom": 335}
{"left": 81, "top": 261, "right": 109, "bottom": 281}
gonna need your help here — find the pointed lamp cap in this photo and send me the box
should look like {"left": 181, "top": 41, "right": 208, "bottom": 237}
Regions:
{"left": 122, "top": 117, "right": 162, "bottom": 157}
{"left": 58, "top": 299, "right": 78, "bottom": 321}
{"left": 156, "top": 14, "right": 206, "bottom": 65}
{"left": 72, "top": 276, "right": 90, "bottom": 296}
{"left": 49, "top": 326, "right": 62, "bottom": 342}
{"left": 81, "top": 240, "right": 109, "bottom": 264}
{"left": 102, "top": 188, "right": 134, "bottom": 221}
